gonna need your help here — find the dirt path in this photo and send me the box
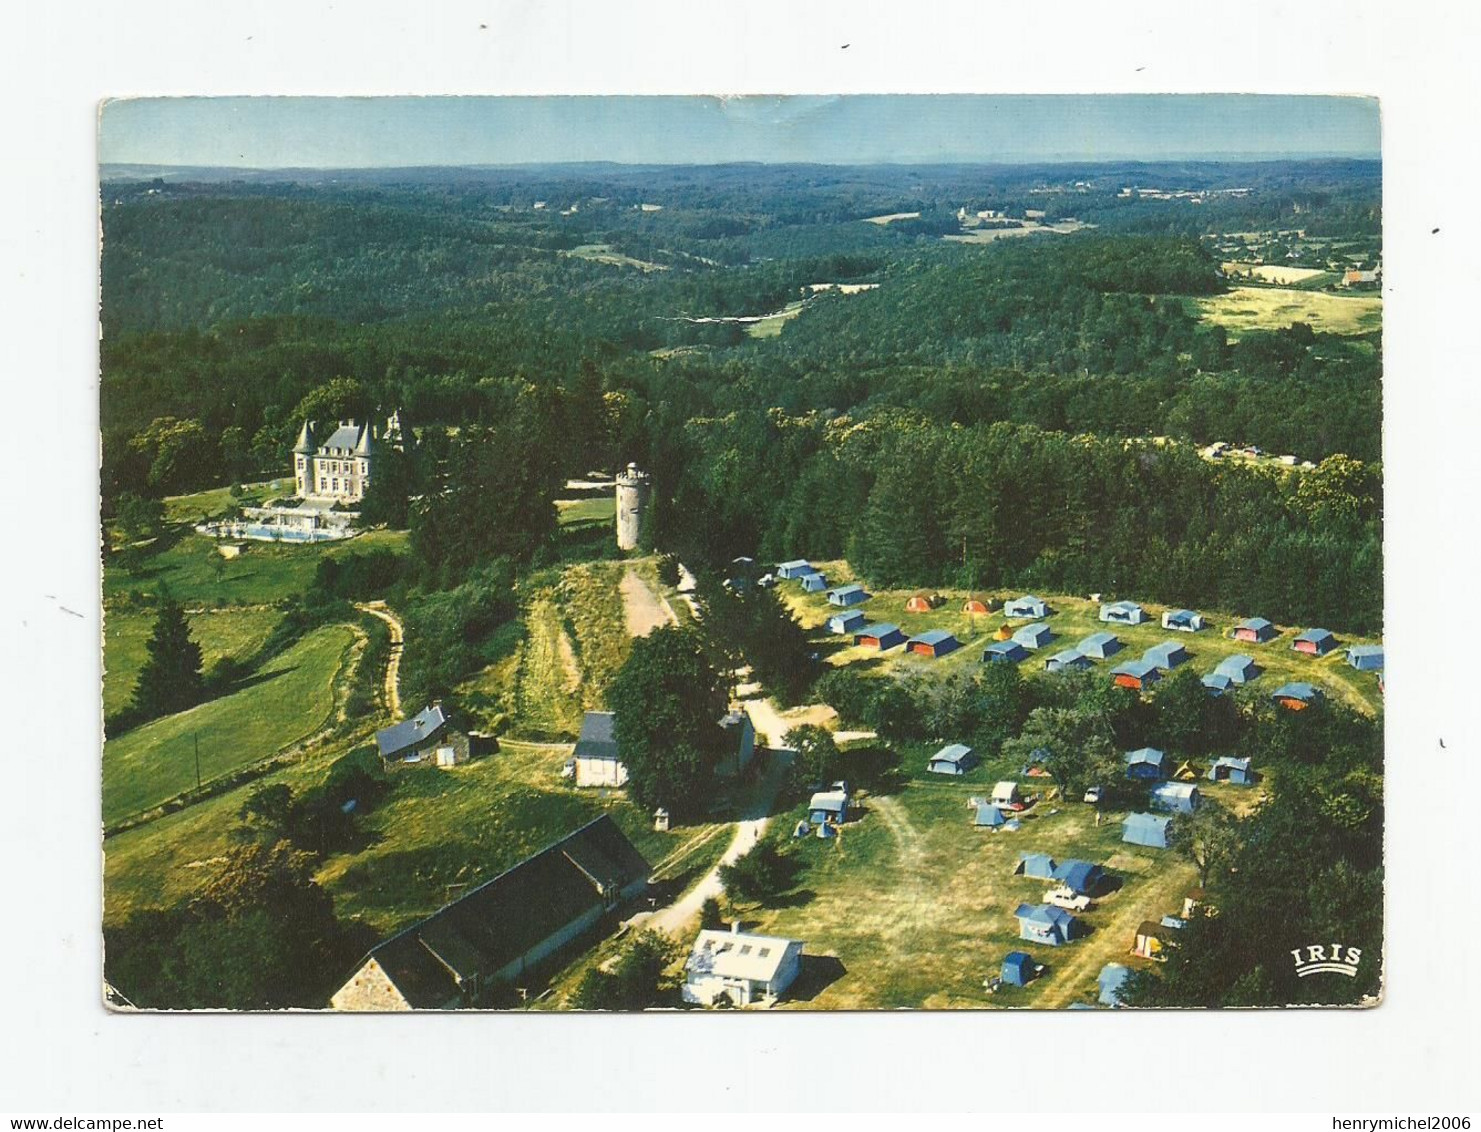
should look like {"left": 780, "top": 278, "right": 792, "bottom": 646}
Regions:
{"left": 355, "top": 601, "right": 404, "bottom": 720}
{"left": 620, "top": 568, "right": 677, "bottom": 637}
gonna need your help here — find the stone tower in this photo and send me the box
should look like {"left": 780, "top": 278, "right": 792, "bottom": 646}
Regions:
{"left": 615, "top": 462, "right": 650, "bottom": 551}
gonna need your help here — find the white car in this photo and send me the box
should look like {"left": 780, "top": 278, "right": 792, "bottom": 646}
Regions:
{"left": 1083, "top": 786, "right": 1103, "bottom": 804}
{"left": 1044, "top": 886, "right": 1092, "bottom": 912}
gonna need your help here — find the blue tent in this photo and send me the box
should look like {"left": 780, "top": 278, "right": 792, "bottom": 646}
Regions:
{"left": 826, "top": 610, "right": 867, "bottom": 635}
{"left": 975, "top": 803, "right": 1006, "bottom": 828}
{"left": 855, "top": 622, "right": 906, "bottom": 650}
{"left": 1294, "top": 627, "right": 1338, "bottom": 655}
{"left": 1013, "top": 622, "right": 1055, "bottom": 650}
{"left": 1098, "top": 964, "right": 1132, "bottom": 1007}
{"left": 1110, "top": 658, "right": 1162, "bottom": 688}
{"left": 1215, "top": 654, "right": 1261, "bottom": 684}
{"left": 1162, "top": 609, "right": 1205, "bottom": 632}
{"left": 983, "top": 640, "right": 1029, "bottom": 665}
{"left": 1052, "top": 859, "right": 1106, "bottom": 896}
{"left": 1150, "top": 781, "right": 1201, "bottom": 814}
{"left": 1234, "top": 617, "right": 1277, "bottom": 642}
{"left": 1014, "top": 903, "right": 1080, "bottom": 946}
{"left": 1272, "top": 682, "right": 1324, "bottom": 708}
{"left": 1347, "top": 645, "right": 1384, "bottom": 671}
{"left": 1123, "top": 812, "right": 1174, "bottom": 849}
{"left": 776, "top": 560, "right": 813, "bottom": 580}
{"left": 826, "top": 584, "right": 871, "bottom": 607}
{"left": 1099, "top": 600, "right": 1147, "bottom": 625}
{"left": 1001, "top": 951, "right": 1037, "bottom": 987}
{"left": 908, "top": 629, "right": 962, "bottom": 658}
{"left": 1202, "top": 672, "right": 1233, "bottom": 696}
{"left": 1045, "top": 649, "right": 1091, "bottom": 673}
{"left": 928, "top": 743, "right": 976, "bottom": 775}
{"left": 1207, "top": 756, "right": 1253, "bottom": 785}
{"left": 799, "top": 571, "right": 829, "bottom": 592}
{"left": 1078, "top": 632, "right": 1123, "bottom": 659}
{"left": 1004, "top": 595, "right": 1050, "bottom": 619}
{"left": 1124, "top": 747, "right": 1167, "bottom": 780}
{"left": 1143, "top": 640, "right": 1191, "bottom": 670}
{"left": 1015, "top": 852, "right": 1057, "bottom": 880}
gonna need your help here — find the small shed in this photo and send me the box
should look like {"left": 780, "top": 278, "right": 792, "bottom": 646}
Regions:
{"left": 1233, "top": 617, "right": 1277, "bottom": 643}
{"left": 1078, "top": 632, "right": 1123, "bottom": 660}
{"left": 1143, "top": 640, "right": 1191, "bottom": 670}
{"left": 799, "top": 571, "right": 829, "bottom": 593}
{"left": 992, "top": 781, "right": 1022, "bottom": 808}
{"left": 826, "top": 583, "right": 871, "bottom": 607}
{"left": 776, "top": 560, "right": 814, "bottom": 580}
{"left": 1347, "top": 645, "right": 1384, "bottom": 672}
{"left": 1001, "top": 951, "right": 1039, "bottom": 988}
{"left": 1013, "top": 622, "right": 1055, "bottom": 650}
{"left": 1098, "top": 964, "right": 1132, "bottom": 1007}
{"left": 1214, "top": 654, "right": 1261, "bottom": 684}
{"left": 854, "top": 622, "right": 906, "bottom": 650}
{"left": 1052, "top": 859, "right": 1106, "bottom": 896}
{"left": 1207, "top": 756, "right": 1253, "bottom": 785}
{"left": 1014, "top": 903, "right": 1080, "bottom": 947}
{"left": 1293, "top": 628, "right": 1338, "bottom": 656}
{"left": 928, "top": 743, "right": 977, "bottom": 776}
{"left": 808, "top": 789, "right": 849, "bottom": 826}
{"left": 1100, "top": 600, "right": 1147, "bottom": 625}
{"left": 826, "top": 610, "right": 867, "bottom": 635}
{"left": 1122, "top": 812, "right": 1174, "bottom": 849}
{"left": 1004, "top": 595, "right": 1050, "bottom": 619}
{"left": 975, "top": 803, "right": 1007, "bottom": 828}
{"left": 983, "top": 640, "right": 1029, "bottom": 665}
{"left": 1150, "top": 781, "right": 1201, "bottom": 814}
{"left": 907, "top": 629, "right": 961, "bottom": 658}
{"left": 1110, "top": 658, "right": 1162, "bottom": 690}
{"left": 1045, "top": 649, "right": 1091, "bottom": 673}
{"left": 1016, "top": 852, "right": 1057, "bottom": 880}
{"left": 1162, "top": 609, "right": 1205, "bottom": 632}
{"left": 1124, "top": 747, "right": 1167, "bottom": 780}
{"left": 1271, "top": 682, "right": 1324, "bottom": 710}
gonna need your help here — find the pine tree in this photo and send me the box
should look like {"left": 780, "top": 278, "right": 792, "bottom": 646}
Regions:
{"left": 131, "top": 595, "right": 204, "bottom": 718}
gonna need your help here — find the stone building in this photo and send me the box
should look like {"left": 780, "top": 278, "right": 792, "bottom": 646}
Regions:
{"left": 615, "top": 462, "right": 650, "bottom": 550}
{"left": 292, "top": 410, "right": 404, "bottom": 504}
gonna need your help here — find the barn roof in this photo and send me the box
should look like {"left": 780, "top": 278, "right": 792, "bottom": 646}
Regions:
{"left": 573, "top": 711, "right": 620, "bottom": 762}
{"left": 375, "top": 703, "right": 451, "bottom": 759}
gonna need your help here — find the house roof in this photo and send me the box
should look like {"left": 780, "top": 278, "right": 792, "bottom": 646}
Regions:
{"left": 320, "top": 421, "right": 371, "bottom": 453}
{"left": 687, "top": 929, "right": 803, "bottom": 984}
{"left": 932, "top": 743, "right": 974, "bottom": 765}
{"left": 1294, "top": 628, "right": 1336, "bottom": 644}
{"left": 375, "top": 703, "right": 450, "bottom": 759}
{"left": 573, "top": 711, "right": 620, "bottom": 762}
{"left": 345, "top": 815, "right": 650, "bottom": 1007}
{"left": 292, "top": 421, "right": 316, "bottom": 454}
{"left": 910, "top": 629, "right": 958, "bottom": 646}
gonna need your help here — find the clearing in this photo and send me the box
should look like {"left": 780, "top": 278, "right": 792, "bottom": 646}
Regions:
{"left": 945, "top": 219, "right": 1093, "bottom": 244}
{"left": 565, "top": 244, "right": 668, "bottom": 272}
{"left": 1195, "top": 286, "right": 1381, "bottom": 339}
{"left": 621, "top": 568, "right": 677, "bottom": 638}
{"left": 861, "top": 212, "right": 921, "bottom": 225}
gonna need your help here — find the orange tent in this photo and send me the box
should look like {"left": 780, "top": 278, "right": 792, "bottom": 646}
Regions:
{"left": 963, "top": 599, "right": 990, "bottom": 615}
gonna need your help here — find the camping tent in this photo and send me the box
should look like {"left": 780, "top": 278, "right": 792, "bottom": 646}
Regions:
{"left": 1015, "top": 852, "right": 1057, "bottom": 880}
{"left": 983, "top": 640, "right": 1029, "bottom": 665}
{"left": 1293, "top": 628, "right": 1337, "bottom": 655}
{"left": 1004, "top": 595, "right": 1050, "bottom": 619}
{"left": 1207, "top": 756, "right": 1253, "bottom": 785}
{"left": 1013, "top": 622, "right": 1055, "bottom": 650}
{"left": 1045, "top": 649, "right": 1091, "bottom": 673}
{"left": 928, "top": 743, "right": 976, "bottom": 775}
{"left": 1214, "top": 654, "right": 1261, "bottom": 684}
{"left": 1099, "top": 600, "right": 1147, "bottom": 625}
{"left": 1078, "top": 632, "right": 1123, "bottom": 659}
{"left": 975, "top": 803, "right": 1006, "bottom": 828}
{"left": 1014, "top": 903, "right": 1079, "bottom": 946}
{"left": 1150, "top": 781, "right": 1201, "bottom": 814}
{"left": 1162, "top": 609, "right": 1205, "bottom": 632}
{"left": 1098, "top": 964, "right": 1132, "bottom": 1006}
{"left": 826, "top": 610, "right": 867, "bottom": 635}
{"left": 1001, "top": 951, "right": 1038, "bottom": 988}
{"left": 1143, "top": 640, "right": 1191, "bottom": 670}
{"left": 1122, "top": 812, "right": 1174, "bottom": 849}
{"left": 799, "top": 572, "right": 828, "bottom": 593}
{"left": 1347, "top": 645, "right": 1384, "bottom": 671}
{"left": 1052, "top": 859, "right": 1106, "bottom": 896}
{"left": 1124, "top": 747, "right": 1167, "bottom": 780}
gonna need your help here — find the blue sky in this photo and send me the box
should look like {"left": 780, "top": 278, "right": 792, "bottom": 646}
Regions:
{"left": 99, "top": 94, "right": 1379, "bottom": 168}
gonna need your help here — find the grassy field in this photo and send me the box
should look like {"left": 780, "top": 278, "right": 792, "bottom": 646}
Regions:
{"left": 556, "top": 495, "right": 616, "bottom": 530}
{"left": 160, "top": 481, "right": 281, "bottom": 525}
{"left": 1195, "top": 286, "right": 1382, "bottom": 339}
{"left": 104, "top": 527, "right": 410, "bottom": 608}
{"left": 565, "top": 243, "right": 668, "bottom": 272}
{"left": 744, "top": 300, "right": 806, "bottom": 339}
{"left": 102, "top": 623, "right": 358, "bottom": 825}
{"left": 777, "top": 562, "right": 1383, "bottom": 716}
{"left": 511, "top": 593, "right": 585, "bottom": 738}
{"left": 103, "top": 606, "right": 284, "bottom": 717}
{"left": 1220, "top": 263, "right": 1331, "bottom": 287}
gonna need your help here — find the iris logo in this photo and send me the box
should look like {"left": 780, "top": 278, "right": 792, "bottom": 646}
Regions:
{"left": 1290, "top": 943, "right": 1362, "bottom": 977}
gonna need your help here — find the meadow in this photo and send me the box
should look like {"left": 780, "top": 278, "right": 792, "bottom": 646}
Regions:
{"left": 1194, "top": 286, "right": 1382, "bottom": 339}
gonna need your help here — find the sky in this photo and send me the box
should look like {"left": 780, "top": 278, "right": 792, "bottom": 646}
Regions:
{"left": 98, "top": 94, "right": 1380, "bottom": 169}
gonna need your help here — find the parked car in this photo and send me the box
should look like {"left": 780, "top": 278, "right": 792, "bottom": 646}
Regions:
{"left": 1083, "top": 786, "right": 1103, "bottom": 804}
{"left": 1044, "top": 886, "right": 1092, "bottom": 912}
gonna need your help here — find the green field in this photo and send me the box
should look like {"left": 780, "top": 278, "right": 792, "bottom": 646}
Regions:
{"left": 102, "top": 623, "right": 358, "bottom": 825}
{"left": 103, "top": 606, "right": 284, "bottom": 717}
{"left": 744, "top": 301, "right": 806, "bottom": 339}
{"left": 779, "top": 562, "right": 1383, "bottom": 716}
{"left": 160, "top": 481, "right": 281, "bottom": 525}
{"left": 566, "top": 243, "right": 668, "bottom": 272}
{"left": 1195, "top": 286, "right": 1381, "bottom": 339}
{"left": 555, "top": 495, "right": 616, "bottom": 529}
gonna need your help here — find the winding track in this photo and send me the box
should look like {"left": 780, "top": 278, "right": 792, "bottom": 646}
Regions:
{"left": 355, "top": 600, "right": 404, "bottom": 720}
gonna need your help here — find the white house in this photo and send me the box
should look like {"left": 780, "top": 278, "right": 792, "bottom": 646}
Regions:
{"left": 682, "top": 926, "right": 805, "bottom": 1007}
{"left": 573, "top": 711, "right": 627, "bottom": 788}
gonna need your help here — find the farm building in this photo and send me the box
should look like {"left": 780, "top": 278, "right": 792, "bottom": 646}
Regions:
{"left": 375, "top": 702, "right": 471, "bottom": 769}
{"left": 776, "top": 560, "right": 814, "bottom": 580}
{"left": 905, "top": 591, "right": 945, "bottom": 613}
{"left": 1124, "top": 748, "right": 1167, "bottom": 780}
{"left": 1100, "top": 600, "right": 1147, "bottom": 625}
{"left": 1098, "top": 964, "right": 1132, "bottom": 1007}
{"left": 330, "top": 815, "right": 651, "bottom": 1010}
{"left": 1143, "top": 640, "right": 1191, "bottom": 670}
{"left": 1150, "top": 781, "right": 1202, "bottom": 814}
{"left": 1271, "top": 682, "right": 1324, "bottom": 710}
{"left": 572, "top": 711, "right": 628, "bottom": 787}
{"left": 1013, "top": 622, "right": 1055, "bottom": 650}
{"left": 1044, "top": 649, "right": 1091, "bottom": 673}
{"left": 825, "top": 610, "right": 867, "bottom": 635}
{"left": 1122, "top": 812, "right": 1174, "bottom": 849}
{"left": 928, "top": 743, "right": 977, "bottom": 775}
{"left": 1214, "top": 654, "right": 1261, "bottom": 684}
{"left": 808, "top": 789, "right": 849, "bottom": 826}
{"left": 799, "top": 572, "right": 829, "bottom": 593}
{"left": 1001, "top": 951, "right": 1040, "bottom": 988}
{"left": 975, "top": 803, "right": 1007, "bottom": 828}
{"left": 1201, "top": 672, "right": 1234, "bottom": 696}
{"left": 1132, "top": 919, "right": 1179, "bottom": 961}
{"left": 682, "top": 927, "right": 806, "bottom": 1008}
{"left": 907, "top": 629, "right": 961, "bottom": 658}
{"left": 1016, "top": 852, "right": 1057, "bottom": 880}
{"left": 854, "top": 622, "right": 906, "bottom": 650}
{"left": 1162, "top": 609, "right": 1205, "bottom": 632}
{"left": 1233, "top": 617, "right": 1277, "bottom": 643}
{"left": 1347, "top": 645, "right": 1384, "bottom": 671}
{"left": 1077, "top": 632, "right": 1124, "bottom": 660}
{"left": 992, "top": 781, "right": 1022, "bottom": 808}
{"left": 1014, "top": 903, "right": 1081, "bottom": 947}
{"left": 1293, "top": 628, "right": 1338, "bottom": 656}
{"left": 983, "top": 640, "right": 1029, "bottom": 665}
{"left": 1052, "top": 859, "right": 1106, "bottom": 896}
{"left": 962, "top": 598, "right": 997, "bottom": 615}
{"left": 1207, "top": 756, "right": 1253, "bottom": 785}
{"left": 1110, "top": 658, "right": 1162, "bottom": 690}
{"left": 1004, "top": 595, "right": 1050, "bottom": 619}
{"left": 826, "top": 583, "right": 871, "bottom": 607}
